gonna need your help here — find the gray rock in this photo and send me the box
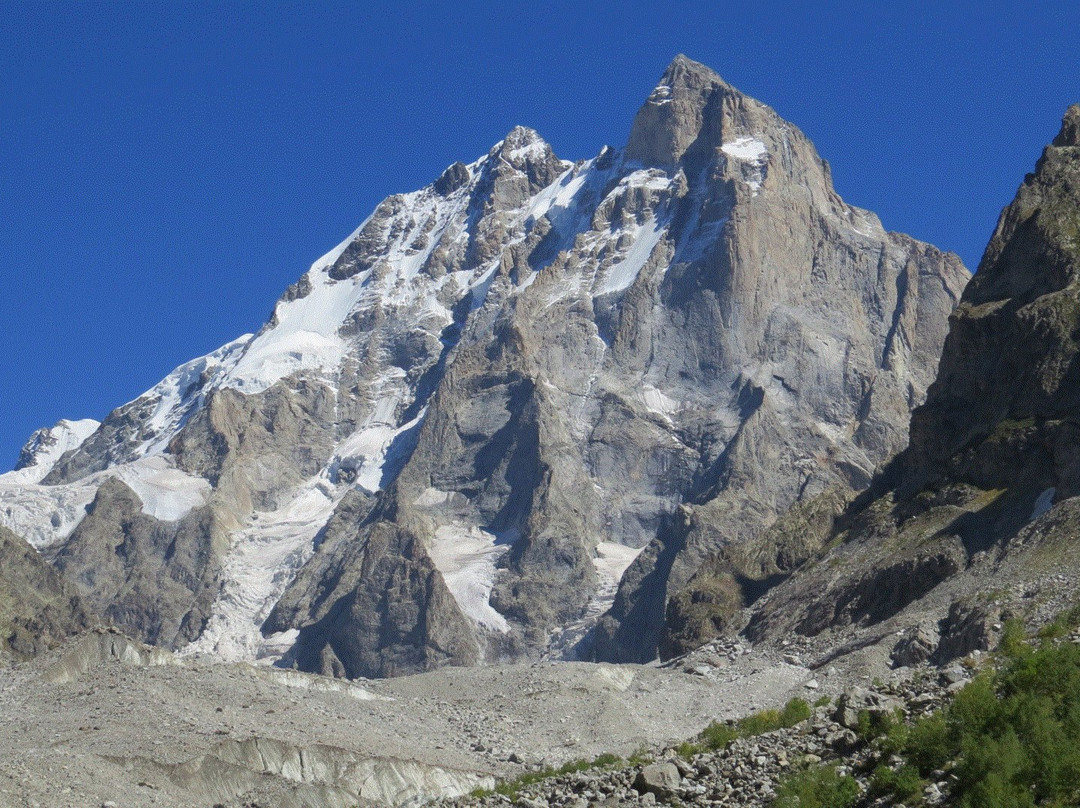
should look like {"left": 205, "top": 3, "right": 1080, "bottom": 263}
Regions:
{"left": 743, "top": 104, "right": 1080, "bottom": 658}
{"left": 0, "top": 526, "right": 97, "bottom": 663}
{"left": 891, "top": 622, "right": 940, "bottom": 668}
{"left": 631, "top": 763, "right": 681, "bottom": 798}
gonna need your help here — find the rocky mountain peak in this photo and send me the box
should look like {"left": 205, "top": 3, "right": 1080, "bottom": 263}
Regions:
{"left": 659, "top": 53, "right": 727, "bottom": 91}
{"left": 625, "top": 54, "right": 733, "bottom": 167}
{"left": 741, "top": 102, "right": 1080, "bottom": 672}
{"left": 0, "top": 56, "right": 969, "bottom": 678}
{"left": 1053, "top": 103, "right": 1080, "bottom": 147}
{"left": 622, "top": 55, "right": 730, "bottom": 167}
{"left": 623, "top": 54, "right": 837, "bottom": 213}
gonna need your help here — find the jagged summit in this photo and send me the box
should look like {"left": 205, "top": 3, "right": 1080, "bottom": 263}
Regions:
{"left": 902, "top": 100, "right": 1080, "bottom": 496}
{"left": 1053, "top": 103, "right": 1080, "bottom": 148}
{"left": 659, "top": 53, "right": 728, "bottom": 89}
{"left": 626, "top": 54, "right": 768, "bottom": 171}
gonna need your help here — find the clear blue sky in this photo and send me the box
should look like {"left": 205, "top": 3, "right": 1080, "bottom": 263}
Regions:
{"left": 2, "top": 1, "right": 1078, "bottom": 468}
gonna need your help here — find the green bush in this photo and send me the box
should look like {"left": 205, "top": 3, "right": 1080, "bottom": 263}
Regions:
{"left": 700, "top": 720, "right": 738, "bottom": 750}
{"left": 905, "top": 711, "right": 954, "bottom": 775}
{"left": 696, "top": 698, "right": 814, "bottom": 752}
{"left": 855, "top": 706, "right": 900, "bottom": 743}
{"left": 772, "top": 763, "right": 859, "bottom": 808}
{"left": 780, "top": 697, "right": 812, "bottom": 725}
{"left": 480, "top": 751, "right": 628, "bottom": 797}
{"left": 675, "top": 740, "right": 703, "bottom": 758}
{"left": 869, "top": 763, "right": 922, "bottom": 801}
{"left": 873, "top": 626, "right": 1080, "bottom": 806}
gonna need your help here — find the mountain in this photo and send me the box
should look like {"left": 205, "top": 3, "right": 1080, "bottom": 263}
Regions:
{"left": 0, "top": 56, "right": 968, "bottom": 678}
{"left": 740, "top": 105, "right": 1080, "bottom": 666}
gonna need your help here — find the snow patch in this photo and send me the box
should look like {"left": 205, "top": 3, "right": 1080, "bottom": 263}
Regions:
{"left": 722, "top": 137, "right": 769, "bottom": 193}
{"left": 113, "top": 456, "right": 212, "bottom": 522}
{"left": 428, "top": 525, "right": 511, "bottom": 633}
{"left": 593, "top": 541, "right": 644, "bottom": 588}
{"left": 0, "top": 455, "right": 211, "bottom": 548}
{"left": 596, "top": 216, "right": 666, "bottom": 295}
{"left": 639, "top": 384, "right": 681, "bottom": 418}
{"left": 224, "top": 269, "right": 366, "bottom": 393}
{"left": 722, "top": 136, "right": 768, "bottom": 163}
{"left": 507, "top": 139, "right": 550, "bottom": 162}
{"left": 1031, "top": 487, "right": 1056, "bottom": 522}
{"left": 0, "top": 476, "right": 98, "bottom": 549}
{"left": 182, "top": 479, "right": 339, "bottom": 663}
{"left": 135, "top": 336, "right": 252, "bottom": 456}
{"left": 7, "top": 419, "right": 100, "bottom": 484}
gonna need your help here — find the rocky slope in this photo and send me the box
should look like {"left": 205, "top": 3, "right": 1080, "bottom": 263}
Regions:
{"left": 0, "top": 630, "right": 812, "bottom": 808}
{"left": 0, "top": 526, "right": 96, "bottom": 663}
{"left": 728, "top": 105, "right": 1080, "bottom": 669}
{"left": 0, "top": 55, "right": 967, "bottom": 678}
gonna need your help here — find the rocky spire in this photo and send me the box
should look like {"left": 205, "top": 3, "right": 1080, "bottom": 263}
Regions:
{"left": 741, "top": 104, "right": 1080, "bottom": 657}
{"left": 625, "top": 54, "right": 733, "bottom": 167}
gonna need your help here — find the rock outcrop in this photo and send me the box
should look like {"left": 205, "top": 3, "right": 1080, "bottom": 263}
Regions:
{"left": 0, "top": 56, "right": 967, "bottom": 676}
{"left": 0, "top": 526, "right": 96, "bottom": 663}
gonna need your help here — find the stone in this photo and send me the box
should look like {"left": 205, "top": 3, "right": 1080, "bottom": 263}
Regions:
{"left": 891, "top": 622, "right": 940, "bottom": 668}
{"left": 631, "top": 763, "right": 681, "bottom": 799}
{"left": 744, "top": 103, "right": 1080, "bottom": 682}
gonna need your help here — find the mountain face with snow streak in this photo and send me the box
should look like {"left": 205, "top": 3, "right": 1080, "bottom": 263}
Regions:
{"left": 0, "top": 56, "right": 968, "bottom": 676}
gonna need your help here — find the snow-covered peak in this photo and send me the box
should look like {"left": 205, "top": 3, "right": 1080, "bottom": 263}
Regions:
{"left": 11, "top": 419, "right": 100, "bottom": 483}
{"left": 493, "top": 125, "right": 546, "bottom": 153}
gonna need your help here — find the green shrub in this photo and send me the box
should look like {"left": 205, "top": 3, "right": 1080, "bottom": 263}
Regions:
{"left": 696, "top": 698, "right": 814, "bottom": 752}
{"left": 590, "top": 752, "right": 622, "bottom": 767}
{"left": 879, "top": 629, "right": 1080, "bottom": 806}
{"left": 869, "top": 763, "right": 922, "bottom": 801}
{"left": 675, "top": 740, "right": 702, "bottom": 758}
{"left": 700, "top": 720, "right": 738, "bottom": 750}
{"left": 772, "top": 763, "right": 859, "bottom": 808}
{"left": 855, "top": 707, "right": 900, "bottom": 743}
{"left": 780, "top": 697, "right": 812, "bottom": 726}
{"left": 738, "top": 708, "right": 783, "bottom": 736}
{"left": 998, "top": 617, "right": 1030, "bottom": 659}
{"left": 905, "top": 711, "right": 955, "bottom": 775}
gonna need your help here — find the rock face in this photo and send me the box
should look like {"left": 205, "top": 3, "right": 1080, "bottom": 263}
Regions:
{"left": 0, "top": 526, "right": 96, "bottom": 663}
{"left": 744, "top": 105, "right": 1080, "bottom": 653}
{"left": 0, "top": 55, "right": 967, "bottom": 677}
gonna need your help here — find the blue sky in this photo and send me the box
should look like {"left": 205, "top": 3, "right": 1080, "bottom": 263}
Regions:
{"left": 1, "top": 1, "right": 1078, "bottom": 467}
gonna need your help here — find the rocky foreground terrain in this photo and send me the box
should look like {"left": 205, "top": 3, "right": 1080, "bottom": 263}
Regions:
{"left": 0, "top": 629, "right": 815, "bottom": 808}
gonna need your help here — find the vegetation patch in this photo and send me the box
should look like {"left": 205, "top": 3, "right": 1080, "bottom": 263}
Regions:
{"left": 869, "top": 616, "right": 1080, "bottom": 807}
{"left": 468, "top": 752, "right": 630, "bottom": 799}
{"left": 680, "top": 697, "right": 813, "bottom": 758}
{"left": 772, "top": 762, "right": 859, "bottom": 808}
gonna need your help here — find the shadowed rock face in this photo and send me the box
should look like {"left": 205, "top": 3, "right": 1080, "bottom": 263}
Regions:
{"left": 744, "top": 105, "right": 1080, "bottom": 649}
{"left": 0, "top": 56, "right": 967, "bottom": 677}
{"left": 52, "top": 478, "right": 225, "bottom": 648}
{"left": 0, "top": 526, "right": 96, "bottom": 663}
